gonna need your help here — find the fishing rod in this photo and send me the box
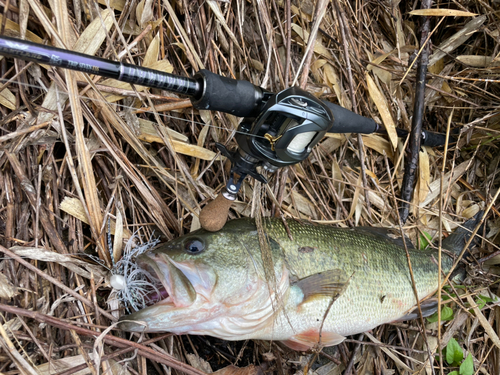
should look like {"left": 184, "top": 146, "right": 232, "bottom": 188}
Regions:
{"left": 0, "top": 35, "right": 447, "bottom": 231}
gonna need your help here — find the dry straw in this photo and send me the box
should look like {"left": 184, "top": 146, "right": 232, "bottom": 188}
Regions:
{"left": 0, "top": 0, "right": 499, "bottom": 374}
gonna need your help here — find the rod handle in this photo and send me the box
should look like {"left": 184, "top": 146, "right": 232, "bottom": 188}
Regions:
{"left": 323, "top": 101, "right": 379, "bottom": 134}
{"left": 192, "top": 70, "right": 264, "bottom": 118}
{"left": 199, "top": 193, "right": 235, "bottom": 232}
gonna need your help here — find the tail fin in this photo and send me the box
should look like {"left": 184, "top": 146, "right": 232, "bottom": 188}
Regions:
{"left": 442, "top": 211, "right": 484, "bottom": 255}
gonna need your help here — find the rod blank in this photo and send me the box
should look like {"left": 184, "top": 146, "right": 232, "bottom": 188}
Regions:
{"left": 0, "top": 35, "right": 200, "bottom": 97}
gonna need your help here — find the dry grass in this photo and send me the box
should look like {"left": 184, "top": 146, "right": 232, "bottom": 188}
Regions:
{"left": 0, "top": 0, "right": 499, "bottom": 374}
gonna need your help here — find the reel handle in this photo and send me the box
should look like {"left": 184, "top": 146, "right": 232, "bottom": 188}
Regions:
{"left": 199, "top": 192, "right": 235, "bottom": 232}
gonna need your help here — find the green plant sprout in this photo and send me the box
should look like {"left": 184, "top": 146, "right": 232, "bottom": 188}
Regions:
{"left": 419, "top": 231, "right": 433, "bottom": 250}
{"left": 444, "top": 338, "right": 474, "bottom": 375}
{"left": 427, "top": 305, "right": 454, "bottom": 323}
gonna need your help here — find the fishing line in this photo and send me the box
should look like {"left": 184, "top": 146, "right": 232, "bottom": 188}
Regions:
{"left": 0, "top": 77, "right": 270, "bottom": 140}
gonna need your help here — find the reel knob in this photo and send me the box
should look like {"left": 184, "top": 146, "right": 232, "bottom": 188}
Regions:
{"left": 199, "top": 191, "right": 236, "bottom": 232}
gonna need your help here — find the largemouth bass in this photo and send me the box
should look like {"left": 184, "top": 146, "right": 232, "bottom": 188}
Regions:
{"left": 119, "top": 216, "right": 479, "bottom": 350}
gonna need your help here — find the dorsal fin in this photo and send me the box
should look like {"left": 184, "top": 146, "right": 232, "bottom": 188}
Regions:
{"left": 354, "top": 227, "right": 415, "bottom": 249}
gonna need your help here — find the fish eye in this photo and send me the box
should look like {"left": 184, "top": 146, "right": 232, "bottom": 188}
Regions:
{"left": 184, "top": 238, "right": 205, "bottom": 254}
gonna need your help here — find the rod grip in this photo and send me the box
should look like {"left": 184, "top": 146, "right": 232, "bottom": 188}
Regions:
{"left": 199, "top": 193, "right": 234, "bottom": 232}
{"left": 323, "top": 101, "right": 379, "bottom": 134}
{"left": 192, "top": 70, "right": 264, "bottom": 118}
{"left": 421, "top": 130, "right": 451, "bottom": 147}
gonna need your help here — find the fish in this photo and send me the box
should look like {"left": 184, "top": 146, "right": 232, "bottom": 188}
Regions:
{"left": 119, "top": 214, "right": 481, "bottom": 351}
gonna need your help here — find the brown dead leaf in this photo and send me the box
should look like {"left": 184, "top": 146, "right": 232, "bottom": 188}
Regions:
{"left": 206, "top": 0, "right": 242, "bottom": 54}
{"left": 185, "top": 354, "right": 213, "bottom": 373}
{"left": 143, "top": 32, "right": 160, "bottom": 67}
{"left": 191, "top": 125, "right": 210, "bottom": 176}
{"left": 324, "top": 64, "right": 345, "bottom": 108}
{"left": 362, "top": 134, "right": 394, "bottom": 159}
{"left": 466, "top": 294, "right": 500, "bottom": 350}
{"left": 37, "top": 353, "right": 131, "bottom": 375}
{"left": 462, "top": 204, "right": 481, "bottom": 219}
{"left": 290, "top": 5, "right": 312, "bottom": 22}
{"left": 288, "top": 190, "right": 318, "bottom": 219}
{"left": 250, "top": 59, "right": 264, "bottom": 72}
{"left": 409, "top": 9, "right": 477, "bottom": 17}
{"left": 0, "top": 88, "right": 16, "bottom": 110}
{"left": 213, "top": 365, "right": 263, "bottom": 375}
{"left": 169, "top": 141, "right": 221, "bottom": 161}
{"left": 422, "top": 160, "right": 471, "bottom": 206}
{"left": 11, "top": 246, "right": 108, "bottom": 280}
{"left": 291, "top": 24, "right": 333, "bottom": 59}
{"left": 98, "top": 0, "right": 125, "bottom": 11}
{"left": 112, "top": 210, "right": 124, "bottom": 263}
{"left": 136, "top": 123, "right": 221, "bottom": 161}
{"left": 417, "top": 146, "right": 430, "bottom": 204}
{"left": 311, "top": 59, "right": 327, "bottom": 82}
{"left": 457, "top": 55, "right": 498, "bottom": 67}
{"left": 0, "top": 14, "right": 44, "bottom": 43}
{"left": 365, "top": 73, "right": 398, "bottom": 149}
{"left": 73, "top": 9, "right": 113, "bottom": 53}
{"left": 137, "top": 0, "right": 154, "bottom": 28}
{"left": 367, "top": 49, "right": 394, "bottom": 68}
{"left": 60, "top": 197, "right": 132, "bottom": 239}
{"left": 367, "top": 51, "right": 393, "bottom": 85}
{"left": 0, "top": 273, "right": 17, "bottom": 299}
{"left": 429, "top": 15, "right": 486, "bottom": 66}
{"left": 37, "top": 7, "right": 114, "bottom": 126}
{"left": 348, "top": 173, "right": 363, "bottom": 224}
{"left": 331, "top": 158, "right": 344, "bottom": 195}
{"left": 138, "top": 118, "right": 188, "bottom": 142}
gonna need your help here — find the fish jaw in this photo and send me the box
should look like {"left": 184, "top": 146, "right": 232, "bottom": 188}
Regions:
{"left": 119, "top": 252, "right": 218, "bottom": 332}
{"left": 119, "top": 298, "right": 220, "bottom": 333}
{"left": 119, "top": 253, "right": 289, "bottom": 339}
{"left": 167, "top": 256, "right": 217, "bottom": 302}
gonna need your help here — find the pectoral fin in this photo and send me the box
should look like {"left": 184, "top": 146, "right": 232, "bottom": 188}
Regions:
{"left": 293, "top": 269, "right": 350, "bottom": 304}
{"left": 282, "top": 329, "right": 346, "bottom": 351}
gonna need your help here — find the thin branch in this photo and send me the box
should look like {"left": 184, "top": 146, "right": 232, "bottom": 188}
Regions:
{"left": 399, "top": 0, "right": 432, "bottom": 223}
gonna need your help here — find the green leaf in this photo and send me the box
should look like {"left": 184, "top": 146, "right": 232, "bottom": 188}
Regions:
{"left": 442, "top": 306, "right": 454, "bottom": 320}
{"left": 420, "top": 231, "right": 432, "bottom": 250}
{"left": 459, "top": 353, "right": 474, "bottom": 375}
{"left": 427, "top": 312, "right": 439, "bottom": 322}
{"left": 468, "top": 295, "right": 492, "bottom": 314}
{"left": 477, "top": 295, "right": 493, "bottom": 310}
{"left": 427, "top": 312, "right": 438, "bottom": 322}
{"left": 476, "top": 297, "right": 486, "bottom": 310}
{"left": 426, "top": 306, "right": 454, "bottom": 322}
{"left": 479, "top": 294, "right": 493, "bottom": 303}
{"left": 446, "top": 338, "right": 463, "bottom": 365}
{"left": 449, "top": 371, "right": 459, "bottom": 375}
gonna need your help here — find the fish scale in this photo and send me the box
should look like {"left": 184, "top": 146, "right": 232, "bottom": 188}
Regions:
{"left": 119, "top": 215, "right": 480, "bottom": 350}
{"left": 263, "top": 220, "right": 441, "bottom": 340}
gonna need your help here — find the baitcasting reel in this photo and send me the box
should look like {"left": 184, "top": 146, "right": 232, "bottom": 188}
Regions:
{"left": 217, "top": 86, "right": 334, "bottom": 196}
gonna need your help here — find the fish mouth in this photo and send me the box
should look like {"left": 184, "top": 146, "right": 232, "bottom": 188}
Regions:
{"left": 135, "top": 258, "right": 171, "bottom": 304}
{"left": 119, "top": 253, "right": 216, "bottom": 332}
